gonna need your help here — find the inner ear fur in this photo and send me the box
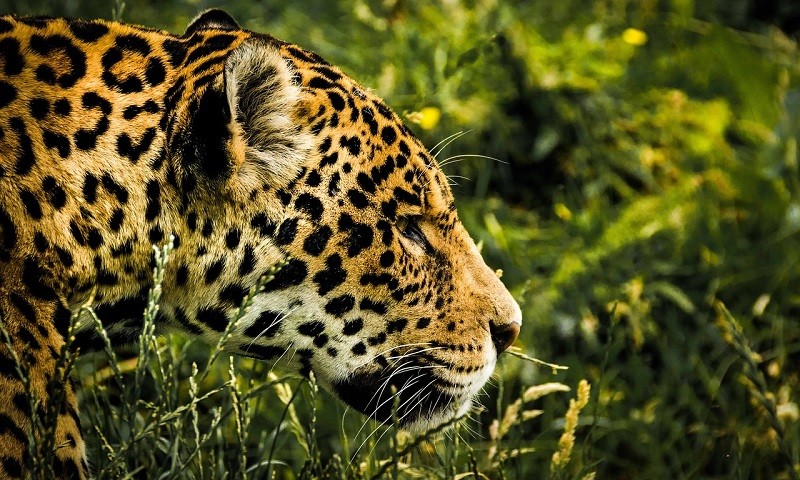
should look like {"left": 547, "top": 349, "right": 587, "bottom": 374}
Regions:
{"left": 224, "top": 39, "right": 313, "bottom": 189}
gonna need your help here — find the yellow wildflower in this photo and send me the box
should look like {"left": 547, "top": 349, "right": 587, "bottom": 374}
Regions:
{"left": 407, "top": 107, "right": 441, "bottom": 130}
{"left": 554, "top": 203, "right": 572, "bottom": 221}
{"left": 622, "top": 28, "right": 648, "bottom": 46}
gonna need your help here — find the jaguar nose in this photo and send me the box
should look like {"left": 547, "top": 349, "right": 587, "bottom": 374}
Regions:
{"left": 489, "top": 320, "right": 520, "bottom": 354}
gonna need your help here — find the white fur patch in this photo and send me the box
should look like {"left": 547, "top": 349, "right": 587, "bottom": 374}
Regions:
{"left": 224, "top": 40, "right": 313, "bottom": 187}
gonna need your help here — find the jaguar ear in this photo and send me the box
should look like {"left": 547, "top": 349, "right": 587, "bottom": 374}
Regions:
{"left": 185, "top": 9, "right": 240, "bottom": 35}
{"left": 224, "top": 39, "right": 312, "bottom": 187}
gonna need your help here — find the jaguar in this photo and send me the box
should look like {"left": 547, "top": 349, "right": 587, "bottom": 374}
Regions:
{"left": 0, "top": 9, "right": 521, "bottom": 478}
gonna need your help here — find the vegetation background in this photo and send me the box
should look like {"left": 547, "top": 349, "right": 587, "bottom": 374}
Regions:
{"left": 2, "top": 0, "right": 800, "bottom": 478}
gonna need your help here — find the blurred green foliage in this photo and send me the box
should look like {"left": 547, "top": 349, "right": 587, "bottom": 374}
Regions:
{"left": 3, "top": 0, "right": 800, "bottom": 477}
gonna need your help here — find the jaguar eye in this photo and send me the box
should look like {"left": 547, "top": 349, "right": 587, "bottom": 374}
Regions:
{"left": 396, "top": 215, "right": 411, "bottom": 232}
{"left": 397, "top": 215, "right": 426, "bottom": 245}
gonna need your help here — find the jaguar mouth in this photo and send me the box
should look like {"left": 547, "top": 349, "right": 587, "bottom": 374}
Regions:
{"left": 333, "top": 362, "right": 467, "bottom": 432}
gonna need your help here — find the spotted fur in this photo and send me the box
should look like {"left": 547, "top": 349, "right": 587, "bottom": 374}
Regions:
{"left": 0, "top": 10, "right": 521, "bottom": 478}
